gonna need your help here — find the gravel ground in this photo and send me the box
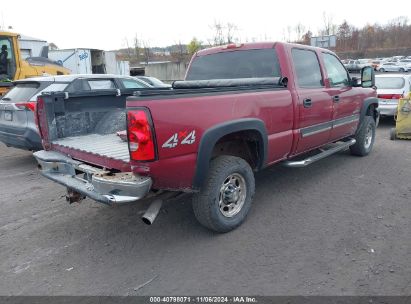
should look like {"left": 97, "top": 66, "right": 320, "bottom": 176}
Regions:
{"left": 0, "top": 118, "right": 410, "bottom": 296}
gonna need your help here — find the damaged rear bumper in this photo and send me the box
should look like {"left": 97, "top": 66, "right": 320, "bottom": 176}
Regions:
{"left": 33, "top": 150, "right": 152, "bottom": 205}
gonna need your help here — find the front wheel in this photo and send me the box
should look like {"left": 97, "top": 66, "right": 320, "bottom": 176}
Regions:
{"left": 192, "top": 156, "right": 255, "bottom": 233}
{"left": 350, "top": 116, "right": 376, "bottom": 156}
{"left": 379, "top": 68, "right": 385, "bottom": 72}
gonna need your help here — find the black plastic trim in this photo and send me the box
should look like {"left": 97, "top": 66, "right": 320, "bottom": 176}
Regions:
{"left": 131, "top": 85, "right": 286, "bottom": 101}
{"left": 192, "top": 118, "right": 268, "bottom": 189}
{"left": 360, "top": 97, "right": 379, "bottom": 121}
{"left": 301, "top": 121, "right": 332, "bottom": 138}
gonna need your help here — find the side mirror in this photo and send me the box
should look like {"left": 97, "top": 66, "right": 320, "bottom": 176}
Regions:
{"left": 361, "top": 66, "right": 375, "bottom": 88}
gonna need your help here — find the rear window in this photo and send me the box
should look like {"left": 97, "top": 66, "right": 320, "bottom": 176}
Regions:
{"left": 376, "top": 77, "right": 405, "bottom": 89}
{"left": 30, "top": 83, "right": 69, "bottom": 101}
{"left": 186, "top": 49, "right": 281, "bottom": 80}
{"left": 0, "top": 83, "right": 40, "bottom": 103}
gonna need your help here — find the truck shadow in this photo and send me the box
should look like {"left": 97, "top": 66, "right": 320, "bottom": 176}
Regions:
{"left": 6, "top": 144, "right": 385, "bottom": 295}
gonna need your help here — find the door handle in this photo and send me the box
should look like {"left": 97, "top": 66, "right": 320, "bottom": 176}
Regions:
{"left": 333, "top": 95, "right": 340, "bottom": 103}
{"left": 303, "top": 98, "right": 312, "bottom": 108}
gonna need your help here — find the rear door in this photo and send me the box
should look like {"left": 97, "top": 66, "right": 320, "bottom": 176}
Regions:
{"left": 291, "top": 48, "right": 333, "bottom": 154}
{"left": 322, "top": 52, "right": 361, "bottom": 140}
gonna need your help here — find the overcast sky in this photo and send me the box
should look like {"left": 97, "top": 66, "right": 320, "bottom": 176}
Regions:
{"left": 1, "top": 0, "right": 410, "bottom": 50}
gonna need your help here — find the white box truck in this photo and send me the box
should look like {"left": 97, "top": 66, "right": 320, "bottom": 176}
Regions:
{"left": 49, "top": 49, "right": 129, "bottom": 75}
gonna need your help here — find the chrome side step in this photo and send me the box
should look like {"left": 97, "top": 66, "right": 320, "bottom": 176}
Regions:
{"left": 283, "top": 139, "right": 356, "bottom": 168}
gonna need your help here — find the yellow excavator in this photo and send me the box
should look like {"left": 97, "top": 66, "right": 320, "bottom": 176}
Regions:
{"left": 0, "top": 31, "right": 70, "bottom": 96}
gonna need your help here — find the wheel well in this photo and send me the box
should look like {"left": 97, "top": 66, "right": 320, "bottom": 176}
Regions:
{"left": 366, "top": 103, "right": 378, "bottom": 121}
{"left": 211, "top": 130, "right": 262, "bottom": 170}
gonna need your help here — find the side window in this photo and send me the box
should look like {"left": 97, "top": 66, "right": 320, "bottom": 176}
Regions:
{"left": 87, "top": 79, "right": 116, "bottom": 90}
{"left": 66, "top": 79, "right": 91, "bottom": 92}
{"left": 121, "top": 79, "right": 146, "bottom": 89}
{"left": 291, "top": 49, "right": 323, "bottom": 88}
{"left": 322, "top": 53, "right": 350, "bottom": 87}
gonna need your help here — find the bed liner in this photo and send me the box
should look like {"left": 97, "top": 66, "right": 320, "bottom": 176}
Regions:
{"left": 52, "top": 133, "right": 129, "bottom": 163}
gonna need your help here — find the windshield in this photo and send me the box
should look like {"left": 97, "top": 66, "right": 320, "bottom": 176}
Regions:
{"left": 376, "top": 77, "right": 405, "bottom": 89}
{"left": 0, "top": 36, "right": 16, "bottom": 80}
{"left": 186, "top": 48, "right": 281, "bottom": 80}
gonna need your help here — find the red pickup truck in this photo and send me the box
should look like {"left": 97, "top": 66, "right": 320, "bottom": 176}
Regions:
{"left": 34, "top": 42, "right": 378, "bottom": 232}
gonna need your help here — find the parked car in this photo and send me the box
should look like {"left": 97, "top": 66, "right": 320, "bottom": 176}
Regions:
{"left": 0, "top": 74, "right": 150, "bottom": 151}
{"left": 371, "top": 59, "right": 389, "bottom": 71}
{"left": 135, "top": 76, "right": 171, "bottom": 88}
{"left": 376, "top": 74, "right": 411, "bottom": 116}
{"left": 344, "top": 59, "right": 370, "bottom": 72}
{"left": 399, "top": 59, "right": 411, "bottom": 69}
{"left": 378, "top": 62, "right": 409, "bottom": 72}
{"left": 371, "top": 60, "right": 381, "bottom": 71}
{"left": 33, "top": 42, "right": 378, "bottom": 232}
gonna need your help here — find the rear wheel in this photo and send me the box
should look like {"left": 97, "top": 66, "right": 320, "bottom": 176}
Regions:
{"left": 399, "top": 68, "right": 405, "bottom": 72}
{"left": 350, "top": 116, "right": 376, "bottom": 156}
{"left": 390, "top": 128, "right": 397, "bottom": 140}
{"left": 192, "top": 156, "right": 255, "bottom": 233}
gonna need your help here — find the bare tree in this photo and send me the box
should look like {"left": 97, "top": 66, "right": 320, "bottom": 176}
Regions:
{"left": 209, "top": 21, "right": 239, "bottom": 46}
{"left": 286, "top": 25, "right": 292, "bottom": 42}
{"left": 124, "top": 37, "right": 133, "bottom": 61}
{"left": 133, "top": 34, "right": 141, "bottom": 62}
{"left": 171, "top": 41, "right": 188, "bottom": 64}
{"left": 142, "top": 41, "right": 151, "bottom": 65}
{"left": 294, "top": 23, "right": 306, "bottom": 42}
{"left": 321, "top": 12, "right": 337, "bottom": 36}
{"left": 226, "top": 23, "right": 238, "bottom": 44}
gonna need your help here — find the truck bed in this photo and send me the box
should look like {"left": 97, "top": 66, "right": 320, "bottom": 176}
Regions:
{"left": 53, "top": 133, "right": 129, "bottom": 162}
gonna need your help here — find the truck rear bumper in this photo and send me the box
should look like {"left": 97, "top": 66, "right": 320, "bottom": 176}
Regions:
{"left": 33, "top": 150, "right": 152, "bottom": 205}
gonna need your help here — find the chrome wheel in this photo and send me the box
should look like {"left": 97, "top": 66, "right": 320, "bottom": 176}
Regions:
{"left": 364, "top": 124, "right": 373, "bottom": 149}
{"left": 219, "top": 173, "right": 247, "bottom": 218}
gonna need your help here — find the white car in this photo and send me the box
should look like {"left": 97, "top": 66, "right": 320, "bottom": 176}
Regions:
{"left": 378, "top": 62, "right": 409, "bottom": 72}
{"left": 399, "top": 59, "right": 411, "bottom": 69}
{"left": 376, "top": 74, "right": 411, "bottom": 116}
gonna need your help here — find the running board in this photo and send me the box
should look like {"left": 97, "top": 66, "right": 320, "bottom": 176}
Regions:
{"left": 283, "top": 139, "right": 356, "bottom": 168}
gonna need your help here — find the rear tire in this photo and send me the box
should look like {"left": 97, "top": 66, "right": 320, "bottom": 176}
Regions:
{"left": 390, "top": 128, "right": 397, "bottom": 140}
{"left": 350, "top": 116, "right": 376, "bottom": 156}
{"left": 192, "top": 156, "right": 255, "bottom": 233}
{"left": 399, "top": 68, "right": 405, "bottom": 72}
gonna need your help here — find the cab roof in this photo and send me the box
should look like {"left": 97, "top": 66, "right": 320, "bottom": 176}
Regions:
{"left": 195, "top": 41, "right": 332, "bottom": 57}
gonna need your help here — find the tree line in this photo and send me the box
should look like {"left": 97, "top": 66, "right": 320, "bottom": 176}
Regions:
{"left": 296, "top": 16, "right": 411, "bottom": 58}
{"left": 119, "top": 16, "right": 411, "bottom": 65}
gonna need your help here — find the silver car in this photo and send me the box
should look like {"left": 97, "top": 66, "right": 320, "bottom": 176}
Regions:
{"left": 378, "top": 62, "right": 409, "bottom": 72}
{"left": 376, "top": 74, "right": 411, "bottom": 116}
{"left": 0, "top": 74, "right": 150, "bottom": 150}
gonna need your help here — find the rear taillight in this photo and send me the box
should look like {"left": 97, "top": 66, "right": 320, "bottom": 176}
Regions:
{"left": 15, "top": 102, "right": 37, "bottom": 112}
{"left": 127, "top": 109, "right": 156, "bottom": 161}
{"left": 378, "top": 94, "right": 403, "bottom": 99}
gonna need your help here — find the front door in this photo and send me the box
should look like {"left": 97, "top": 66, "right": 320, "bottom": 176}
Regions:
{"left": 292, "top": 48, "right": 333, "bottom": 154}
{"left": 322, "top": 53, "right": 361, "bottom": 141}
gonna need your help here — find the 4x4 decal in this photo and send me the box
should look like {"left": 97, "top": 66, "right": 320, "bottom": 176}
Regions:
{"left": 162, "top": 130, "right": 196, "bottom": 148}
